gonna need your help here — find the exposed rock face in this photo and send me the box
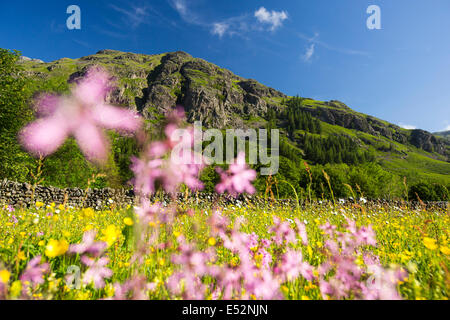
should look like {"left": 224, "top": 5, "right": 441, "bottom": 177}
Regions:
{"left": 409, "top": 129, "right": 446, "bottom": 154}
{"left": 132, "top": 51, "right": 287, "bottom": 128}
{"left": 19, "top": 56, "right": 44, "bottom": 63}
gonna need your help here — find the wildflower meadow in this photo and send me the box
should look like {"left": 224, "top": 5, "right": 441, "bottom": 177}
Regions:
{"left": 0, "top": 68, "right": 448, "bottom": 301}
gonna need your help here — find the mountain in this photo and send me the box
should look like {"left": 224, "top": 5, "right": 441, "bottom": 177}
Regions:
{"left": 17, "top": 49, "right": 450, "bottom": 187}
{"left": 434, "top": 130, "right": 450, "bottom": 141}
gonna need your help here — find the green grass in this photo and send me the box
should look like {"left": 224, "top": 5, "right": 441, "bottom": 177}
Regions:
{"left": 0, "top": 201, "right": 448, "bottom": 300}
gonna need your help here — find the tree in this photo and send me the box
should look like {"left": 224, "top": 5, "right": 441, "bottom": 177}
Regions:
{"left": 0, "top": 49, "right": 35, "bottom": 181}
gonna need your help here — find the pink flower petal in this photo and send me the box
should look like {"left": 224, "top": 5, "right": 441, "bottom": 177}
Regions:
{"left": 34, "top": 94, "right": 61, "bottom": 117}
{"left": 73, "top": 68, "right": 111, "bottom": 106}
{"left": 20, "top": 116, "right": 69, "bottom": 157}
{"left": 74, "top": 122, "right": 109, "bottom": 162}
{"left": 93, "top": 104, "right": 142, "bottom": 132}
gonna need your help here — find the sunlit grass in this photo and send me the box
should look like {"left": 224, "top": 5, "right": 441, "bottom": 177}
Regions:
{"left": 0, "top": 201, "right": 448, "bottom": 300}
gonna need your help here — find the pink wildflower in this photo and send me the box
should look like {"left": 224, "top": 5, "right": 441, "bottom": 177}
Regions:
{"left": 111, "top": 275, "right": 154, "bottom": 300}
{"left": 279, "top": 249, "right": 314, "bottom": 281}
{"left": 20, "top": 67, "right": 141, "bottom": 162}
{"left": 20, "top": 255, "right": 49, "bottom": 285}
{"left": 269, "top": 216, "right": 297, "bottom": 246}
{"left": 215, "top": 152, "right": 256, "bottom": 196}
{"left": 81, "top": 256, "right": 113, "bottom": 289}
{"left": 131, "top": 120, "right": 204, "bottom": 195}
{"left": 69, "top": 230, "right": 107, "bottom": 257}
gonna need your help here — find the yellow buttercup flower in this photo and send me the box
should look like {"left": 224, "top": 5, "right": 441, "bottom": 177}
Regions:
{"left": 440, "top": 246, "right": 450, "bottom": 255}
{"left": 100, "top": 225, "right": 121, "bottom": 247}
{"left": 105, "top": 283, "right": 115, "bottom": 297}
{"left": 0, "top": 270, "right": 10, "bottom": 283}
{"left": 304, "top": 282, "right": 317, "bottom": 291}
{"left": 307, "top": 246, "right": 313, "bottom": 258}
{"left": 281, "top": 285, "right": 289, "bottom": 295}
{"left": 123, "top": 217, "right": 134, "bottom": 226}
{"left": 45, "top": 239, "right": 69, "bottom": 258}
{"left": 355, "top": 255, "right": 364, "bottom": 266}
{"left": 208, "top": 237, "right": 216, "bottom": 246}
{"left": 230, "top": 256, "right": 239, "bottom": 267}
{"left": 10, "top": 280, "right": 22, "bottom": 298}
{"left": 17, "top": 251, "right": 27, "bottom": 261}
{"left": 35, "top": 201, "right": 44, "bottom": 208}
{"left": 83, "top": 225, "right": 94, "bottom": 232}
{"left": 423, "top": 237, "right": 438, "bottom": 251}
{"left": 81, "top": 208, "right": 95, "bottom": 219}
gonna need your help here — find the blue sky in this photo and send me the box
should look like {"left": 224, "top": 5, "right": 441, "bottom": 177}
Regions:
{"left": 1, "top": 0, "right": 449, "bottom": 132}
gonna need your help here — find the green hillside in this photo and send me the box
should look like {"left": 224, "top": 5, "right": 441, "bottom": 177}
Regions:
{"left": 1, "top": 48, "right": 449, "bottom": 200}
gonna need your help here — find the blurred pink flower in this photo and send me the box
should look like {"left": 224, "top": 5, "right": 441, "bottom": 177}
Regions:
{"left": 20, "top": 67, "right": 141, "bottom": 162}
{"left": 130, "top": 157, "right": 164, "bottom": 196}
{"left": 9, "top": 215, "right": 18, "bottom": 224}
{"left": 294, "top": 218, "right": 308, "bottom": 246}
{"left": 279, "top": 249, "right": 314, "bottom": 281}
{"left": 215, "top": 152, "right": 256, "bottom": 196}
{"left": 20, "top": 255, "right": 49, "bottom": 285}
{"left": 269, "top": 216, "right": 297, "bottom": 246}
{"left": 316, "top": 220, "right": 404, "bottom": 300}
{"left": 69, "top": 230, "right": 107, "bottom": 258}
{"left": 134, "top": 199, "right": 162, "bottom": 224}
{"left": 131, "top": 119, "right": 204, "bottom": 195}
{"left": 81, "top": 256, "right": 113, "bottom": 289}
{"left": 111, "top": 275, "right": 154, "bottom": 300}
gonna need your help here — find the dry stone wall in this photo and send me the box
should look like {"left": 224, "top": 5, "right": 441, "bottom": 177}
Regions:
{"left": 0, "top": 179, "right": 447, "bottom": 210}
{"left": 0, "top": 179, "right": 135, "bottom": 209}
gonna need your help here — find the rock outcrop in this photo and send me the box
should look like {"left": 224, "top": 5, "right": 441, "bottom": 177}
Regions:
{"left": 409, "top": 129, "right": 447, "bottom": 154}
{"left": 136, "top": 51, "right": 286, "bottom": 128}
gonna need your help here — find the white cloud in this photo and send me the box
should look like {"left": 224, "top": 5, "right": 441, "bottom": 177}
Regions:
{"left": 444, "top": 125, "right": 450, "bottom": 131}
{"left": 169, "top": 0, "right": 204, "bottom": 26}
{"left": 212, "top": 23, "right": 229, "bottom": 38}
{"left": 109, "top": 4, "right": 149, "bottom": 29}
{"left": 297, "top": 32, "right": 369, "bottom": 57}
{"left": 302, "top": 43, "right": 315, "bottom": 62}
{"left": 173, "top": 0, "right": 187, "bottom": 16}
{"left": 168, "top": 2, "right": 287, "bottom": 38}
{"left": 399, "top": 123, "right": 417, "bottom": 130}
{"left": 254, "top": 7, "right": 288, "bottom": 31}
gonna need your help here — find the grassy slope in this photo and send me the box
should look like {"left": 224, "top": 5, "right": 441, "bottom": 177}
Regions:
{"left": 434, "top": 130, "right": 450, "bottom": 141}
{"left": 20, "top": 51, "right": 450, "bottom": 186}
